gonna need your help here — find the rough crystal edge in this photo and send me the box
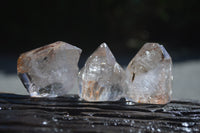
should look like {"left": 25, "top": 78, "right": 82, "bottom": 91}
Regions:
{"left": 17, "top": 41, "right": 82, "bottom": 73}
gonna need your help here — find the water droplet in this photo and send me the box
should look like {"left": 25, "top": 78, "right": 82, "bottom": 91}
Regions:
{"left": 42, "top": 121, "right": 48, "bottom": 125}
{"left": 183, "top": 127, "right": 191, "bottom": 132}
{"left": 157, "top": 128, "right": 161, "bottom": 132}
{"left": 126, "top": 101, "right": 135, "bottom": 105}
{"left": 64, "top": 114, "right": 69, "bottom": 117}
{"left": 91, "top": 125, "right": 95, "bottom": 128}
{"left": 182, "top": 122, "right": 189, "bottom": 127}
{"left": 63, "top": 114, "right": 73, "bottom": 120}
{"left": 123, "top": 119, "right": 129, "bottom": 123}
{"left": 88, "top": 113, "right": 94, "bottom": 116}
{"left": 68, "top": 116, "right": 73, "bottom": 120}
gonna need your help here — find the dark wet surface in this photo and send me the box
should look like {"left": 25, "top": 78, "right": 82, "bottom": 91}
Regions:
{"left": 0, "top": 93, "right": 200, "bottom": 133}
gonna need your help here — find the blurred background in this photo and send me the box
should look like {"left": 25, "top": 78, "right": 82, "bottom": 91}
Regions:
{"left": 0, "top": 0, "right": 200, "bottom": 100}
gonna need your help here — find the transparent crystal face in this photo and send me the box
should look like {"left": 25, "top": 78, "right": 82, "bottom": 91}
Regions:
{"left": 126, "top": 43, "right": 172, "bottom": 104}
{"left": 17, "top": 41, "right": 172, "bottom": 103}
{"left": 79, "top": 43, "right": 127, "bottom": 101}
{"left": 17, "top": 41, "right": 82, "bottom": 97}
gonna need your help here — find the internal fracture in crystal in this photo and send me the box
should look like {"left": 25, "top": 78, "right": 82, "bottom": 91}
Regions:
{"left": 126, "top": 43, "right": 172, "bottom": 104}
{"left": 79, "top": 43, "right": 126, "bottom": 101}
{"left": 17, "top": 41, "right": 82, "bottom": 97}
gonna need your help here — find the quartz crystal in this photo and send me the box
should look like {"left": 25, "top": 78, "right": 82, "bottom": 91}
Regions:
{"left": 17, "top": 41, "right": 82, "bottom": 97}
{"left": 126, "top": 43, "right": 172, "bottom": 104}
{"left": 79, "top": 43, "right": 126, "bottom": 101}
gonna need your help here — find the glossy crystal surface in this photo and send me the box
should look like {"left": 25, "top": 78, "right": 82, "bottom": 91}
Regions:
{"left": 126, "top": 43, "right": 172, "bottom": 104}
{"left": 79, "top": 43, "right": 126, "bottom": 101}
{"left": 17, "top": 41, "right": 82, "bottom": 97}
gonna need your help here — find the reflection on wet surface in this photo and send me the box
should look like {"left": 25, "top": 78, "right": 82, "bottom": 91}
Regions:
{"left": 0, "top": 93, "right": 200, "bottom": 132}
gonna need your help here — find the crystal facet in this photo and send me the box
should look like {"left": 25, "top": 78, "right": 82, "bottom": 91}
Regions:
{"left": 79, "top": 43, "right": 126, "bottom": 101}
{"left": 17, "top": 41, "right": 82, "bottom": 97}
{"left": 126, "top": 43, "right": 172, "bottom": 104}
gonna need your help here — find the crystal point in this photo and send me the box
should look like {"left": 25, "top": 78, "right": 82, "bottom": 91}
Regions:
{"left": 79, "top": 43, "right": 126, "bottom": 101}
{"left": 126, "top": 43, "right": 172, "bottom": 104}
{"left": 17, "top": 41, "right": 82, "bottom": 97}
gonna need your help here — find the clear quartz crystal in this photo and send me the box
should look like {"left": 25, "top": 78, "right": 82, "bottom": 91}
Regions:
{"left": 17, "top": 41, "right": 82, "bottom": 97}
{"left": 126, "top": 43, "right": 172, "bottom": 104}
{"left": 79, "top": 43, "right": 126, "bottom": 101}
